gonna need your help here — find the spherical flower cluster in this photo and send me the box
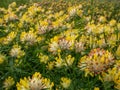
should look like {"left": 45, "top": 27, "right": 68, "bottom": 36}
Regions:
{"left": 16, "top": 72, "right": 54, "bottom": 90}
{"left": 48, "top": 29, "right": 78, "bottom": 54}
{"left": 48, "top": 36, "right": 59, "bottom": 54}
{"left": 20, "top": 29, "right": 37, "bottom": 45}
{"left": 78, "top": 48, "right": 115, "bottom": 76}
{"left": 10, "top": 44, "right": 25, "bottom": 58}
{"left": 36, "top": 21, "right": 49, "bottom": 35}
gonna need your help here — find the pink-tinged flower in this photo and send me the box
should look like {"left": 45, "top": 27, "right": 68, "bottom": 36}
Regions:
{"left": 78, "top": 48, "right": 115, "bottom": 76}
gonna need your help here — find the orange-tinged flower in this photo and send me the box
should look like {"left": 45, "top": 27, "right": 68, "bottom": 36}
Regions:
{"left": 78, "top": 48, "right": 114, "bottom": 76}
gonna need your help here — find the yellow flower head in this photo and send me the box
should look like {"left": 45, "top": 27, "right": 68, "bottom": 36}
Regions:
{"left": 60, "top": 77, "right": 71, "bottom": 89}
{"left": 68, "top": 6, "right": 78, "bottom": 17}
{"left": 16, "top": 77, "right": 29, "bottom": 90}
{"left": 8, "top": 2, "right": 16, "bottom": 8}
{"left": 39, "top": 53, "right": 49, "bottom": 64}
{"left": 55, "top": 53, "right": 64, "bottom": 68}
{"left": 42, "top": 78, "right": 54, "bottom": 90}
{"left": 99, "top": 61, "right": 120, "bottom": 90}
{"left": 109, "top": 19, "right": 116, "bottom": 27}
{"left": 100, "top": 67, "right": 117, "bottom": 82}
{"left": 29, "top": 72, "right": 46, "bottom": 90}
{"left": 3, "top": 76, "right": 15, "bottom": 90}
{"left": 2, "top": 31, "right": 17, "bottom": 45}
{"left": 48, "top": 36, "right": 59, "bottom": 54}
{"left": 16, "top": 72, "right": 54, "bottom": 90}
{"left": 10, "top": 44, "right": 25, "bottom": 58}
{"left": 78, "top": 48, "right": 114, "bottom": 76}
{"left": 0, "top": 54, "right": 6, "bottom": 64}
{"left": 116, "top": 45, "right": 120, "bottom": 58}
{"left": 58, "top": 38, "right": 73, "bottom": 50}
{"left": 75, "top": 41, "right": 85, "bottom": 53}
{"left": 47, "top": 61, "right": 55, "bottom": 70}
{"left": 65, "top": 55, "right": 75, "bottom": 66}
{"left": 20, "top": 29, "right": 37, "bottom": 45}
{"left": 94, "top": 87, "right": 100, "bottom": 90}
{"left": 99, "top": 16, "right": 106, "bottom": 23}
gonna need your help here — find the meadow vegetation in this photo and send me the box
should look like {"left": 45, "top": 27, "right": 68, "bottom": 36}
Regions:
{"left": 0, "top": 0, "right": 120, "bottom": 90}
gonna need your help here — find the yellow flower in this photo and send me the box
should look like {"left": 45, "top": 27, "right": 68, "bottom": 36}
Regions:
{"left": 85, "top": 23, "right": 96, "bottom": 34}
{"left": 16, "top": 72, "right": 54, "bottom": 90}
{"left": 48, "top": 36, "right": 59, "bottom": 54}
{"left": 42, "top": 78, "right": 54, "bottom": 90}
{"left": 47, "top": 61, "right": 55, "bottom": 70}
{"left": 58, "top": 38, "right": 71, "bottom": 50}
{"left": 60, "top": 77, "right": 71, "bottom": 89}
{"left": 27, "top": 5, "right": 41, "bottom": 16}
{"left": 78, "top": 48, "right": 114, "bottom": 76}
{"left": 99, "top": 16, "right": 106, "bottom": 23}
{"left": 55, "top": 54, "right": 64, "bottom": 68}
{"left": 100, "top": 60, "right": 120, "bottom": 90}
{"left": 18, "top": 22, "right": 23, "bottom": 28}
{"left": 77, "top": 10, "right": 83, "bottom": 17}
{"left": 107, "top": 34, "right": 117, "bottom": 46}
{"left": 65, "top": 55, "right": 75, "bottom": 66}
{"left": 2, "top": 32, "right": 17, "bottom": 45}
{"left": 16, "top": 77, "right": 30, "bottom": 90}
{"left": 39, "top": 53, "right": 49, "bottom": 64}
{"left": 109, "top": 19, "right": 116, "bottom": 27}
{"left": 54, "top": 11, "right": 64, "bottom": 19}
{"left": 8, "top": 2, "right": 16, "bottom": 8}
{"left": 94, "top": 87, "right": 100, "bottom": 90}
{"left": 0, "top": 54, "right": 6, "bottom": 64}
{"left": 20, "top": 29, "right": 37, "bottom": 45}
{"left": 100, "top": 68, "right": 117, "bottom": 82}
{"left": 20, "top": 13, "right": 32, "bottom": 23}
{"left": 16, "top": 5, "right": 26, "bottom": 12}
{"left": 36, "top": 36, "right": 43, "bottom": 43}
{"left": 29, "top": 72, "right": 46, "bottom": 90}
{"left": 4, "top": 12, "right": 18, "bottom": 22}
{"left": 75, "top": 41, "right": 85, "bottom": 53}
{"left": 10, "top": 44, "right": 25, "bottom": 58}
{"left": 49, "top": 41, "right": 59, "bottom": 54}
{"left": 3, "top": 76, "right": 15, "bottom": 90}
{"left": 68, "top": 6, "right": 77, "bottom": 16}
{"left": 97, "top": 39, "right": 106, "bottom": 48}
{"left": 116, "top": 45, "right": 120, "bottom": 58}
{"left": 114, "top": 72, "right": 120, "bottom": 89}
{"left": 52, "top": 21, "right": 59, "bottom": 29}
{"left": 0, "top": 18, "right": 3, "bottom": 24}
{"left": 31, "top": 72, "right": 54, "bottom": 90}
